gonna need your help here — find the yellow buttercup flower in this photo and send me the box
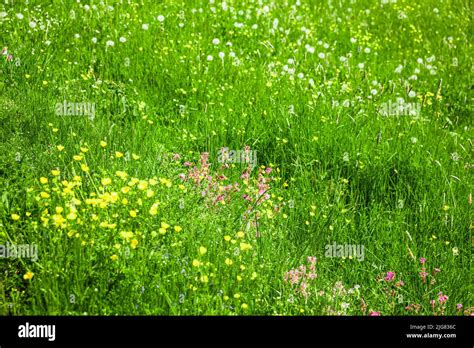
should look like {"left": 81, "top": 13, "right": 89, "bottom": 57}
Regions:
{"left": 241, "top": 303, "right": 248, "bottom": 310}
{"left": 115, "top": 171, "right": 128, "bottom": 179}
{"left": 73, "top": 155, "right": 83, "bottom": 161}
{"left": 137, "top": 180, "right": 148, "bottom": 190}
{"left": 132, "top": 153, "right": 140, "bottom": 160}
{"left": 51, "top": 169, "right": 60, "bottom": 176}
{"left": 100, "top": 140, "right": 107, "bottom": 148}
{"left": 11, "top": 213, "right": 20, "bottom": 221}
{"left": 192, "top": 259, "right": 201, "bottom": 267}
{"left": 199, "top": 246, "right": 207, "bottom": 255}
{"left": 224, "top": 235, "right": 231, "bottom": 242}
{"left": 101, "top": 178, "right": 112, "bottom": 186}
{"left": 81, "top": 164, "right": 89, "bottom": 172}
{"left": 236, "top": 231, "right": 245, "bottom": 238}
{"left": 67, "top": 212, "right": 77, "bottom": 220}
{"left": 240, "top": 242, "right": 252, "bottom": 251}
{"left": 129, "top": 210, "right": 137, "bottom": 218}
{"left": 56, "top": 145, "right": 65, "bottom": 151}
{"left": 161, "top": 222, "right": 170, "bottom": 229}
{"left": 115, "top": 151, "right": 124, "bottom": 158}
{"left": 80, "top": 147, "right": 89, "bottom": 153}
{"left": 130, "top": 239, "right": 139, "bottom": 249}
{"left": 225, "top": 258, "right": 233, "bottom": 266}
{"left": 149, "top": 203, "right": 159, "bottom": 215}
{"left": 40, "top": 192, "right": 50, "bottom": 199}
{"left": 110, "top": 254, "right": 119, "bottom": 261}
{"left": 174, "top": 226, "right": 182, "bottom": 233}
{"left": 23, "top": 271, "right": 34, "bottom": 280}
{"left": 40, "top": 177, "right": 48, "bottom": 184}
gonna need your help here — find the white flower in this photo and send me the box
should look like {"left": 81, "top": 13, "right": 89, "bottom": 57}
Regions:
{"left": 45, "top": 40, "right": 51, "bottom": 46}
{"left": 142, "top": 23, "right": 149, "bottom": 30}
{"left": 229, "top": 51, "right": 235, "bottom": 58}
{"left": 84, "top": 5, "right": 90, "bottom": 11}
{"left": 16, "top": 13, "right": 24, "bottom": 19}
{"left": 207, "top": 55, "right": 213, "bottom": 61}
{"left": 358, "top": 63, "right": 365, "bottom": 69}
{"left": 394, "top": 65, "right": 403, "bottom": 73}
{"left": 119, "top": 37, "right": 126, "bottom": 43}
{"left": 287, "top": 58, "right": 294, "bottom": 64}
{"left": 323, "top": 43, "right": 329, "bottom": 49}
{"left": 0, "top": 12, "right": 7, "bottom": 18}
{"left": 218, "top": 52, "right": 225, "bottom": 59}
{"left": 364, "top": 47, "right": 371, "bottom": 53}
{"left": 305, "top": 45, "right": 315, "bottom": 54}
{"left": 411, "top": 137, "right": 417, "bottom": 144}
{"left": 251, "top": 24, "right": 258, "bottom": 30}
{"left": 308, "top": 78, "right": 315, "bottom": 87}
{"left": 29, "top": 21, "right": 37, "bottom": 28}
{"left": 414, "top": 68, "right": 420, "bottom": 74}
{"left": 370, "top": 89, "right": 378, "bottom": 95}
{"left": 417, "top": 58, "right": 423, "bottom": 64}
{"left": 297, "top": 72, "right": 304, "bottom": 79}
{"left": 340, "top": 56, "right": 347, "bottom": 63}
{"left": 157, "top": 15, "right": 165, "bottom": 22}
{"left": 408, "top": 90, "right": 416, "bottom": 98}
{"left": 212, "top": 38, "right": 220, "bottom": 45}
{"left": 92, "top": 37, "right": 97, "bottom": 44}
{"left": 318, "top": 52, "right": 325, "bottom": 59}
{"left": 106, "top": 40, "right": 115, "bottom": 47}
{"left": 74, "top": 33, "right": 80, "bottom": 39}
{"left": 350, "top": 37, "right": 357, "bottom": 43}
{"left": 408, "top": 75, "right": 418, "bottom": 81}
{"left": 178, "top": 22, "right": 184, "bottom": 28}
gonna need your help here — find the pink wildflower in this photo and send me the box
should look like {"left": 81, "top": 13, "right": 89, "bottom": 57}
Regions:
{"left": 384, "top": 271, "right": 395, "bottom": 282}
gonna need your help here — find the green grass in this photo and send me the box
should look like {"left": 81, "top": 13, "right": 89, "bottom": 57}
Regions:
{"left": 0, "top": 0, "right": 472, "bottom": 316}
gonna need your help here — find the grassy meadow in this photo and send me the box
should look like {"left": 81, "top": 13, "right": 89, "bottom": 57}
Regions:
{"left": 0, "top": 0, "right": 472, "bottom": 315}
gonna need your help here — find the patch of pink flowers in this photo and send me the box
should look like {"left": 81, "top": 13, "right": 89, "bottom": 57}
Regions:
{"left": 284, "top": 257, "right": 318, "bottom": 298}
